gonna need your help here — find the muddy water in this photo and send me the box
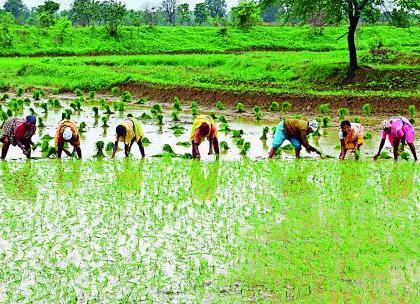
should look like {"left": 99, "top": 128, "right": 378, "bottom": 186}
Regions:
{"left": 2, "top": 96, "right": 419, "bottom": 161}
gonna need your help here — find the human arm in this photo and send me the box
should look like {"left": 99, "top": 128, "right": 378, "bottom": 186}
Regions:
{"left": 339, "top": 139, "right": 347, "bottom": 160}
{"left": 111, "top": 137, "right": 119, "bottom": 159}
{"left": 298, "top": 130, "right": 321, "bottom": 155}
{"left": 138, "top": 139, "right": 145, "bottom": 158}
{"left": 407, "top": 142, "right": 417, "bottom": 161}
{"left": 268, "top": 148, "right": 277, "bottom": 159}
{"left": 192, "top": 142, "right": 200, "bottom": 159}
{"left": 373, "top": 138, "right": 386, "bottom": 160}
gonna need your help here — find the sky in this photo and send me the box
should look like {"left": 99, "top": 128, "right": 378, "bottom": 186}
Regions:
{"left": 0, "top": 0, "right": 240, "bottom": 10}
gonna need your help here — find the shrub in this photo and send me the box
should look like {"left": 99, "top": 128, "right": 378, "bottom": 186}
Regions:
{"left": 236, "top": 102, "right": 245, "bottom": 113}
{"left": 232, "top": 0, "right": 261, "bottom": 28}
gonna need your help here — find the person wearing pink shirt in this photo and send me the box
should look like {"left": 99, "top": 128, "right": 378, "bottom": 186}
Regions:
{"left": 374, "top": 117, "right": 417, "bottom": 161}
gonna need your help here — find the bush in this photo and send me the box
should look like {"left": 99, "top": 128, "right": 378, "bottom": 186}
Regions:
{"left": 232, "top": 0, "right": 261, "bottom": 28}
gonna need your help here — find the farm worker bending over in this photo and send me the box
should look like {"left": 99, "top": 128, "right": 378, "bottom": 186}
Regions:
{"left": 0, "top": 115, "right": 36, "bottom": 159}
{"left": 374, "top": 117, "right": 417, "bottom": 161}
{"left": 339, "top": 120, "right": 364, "bottom": 160}
{"left": 268, "top": 119, "right": 321, "bottom": 159}
{"left": 112, "top": 117, "right": 145, "bottom": 158}
{"left": 55, "top": 119, "right": 82, "bottom": 159}
{"left": 190, "top": 114, "right": 219, "bottom": 159}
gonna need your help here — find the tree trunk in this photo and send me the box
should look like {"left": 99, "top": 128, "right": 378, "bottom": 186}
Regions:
{"left": 347, "top": 18, "right": 358, "bottom": 72}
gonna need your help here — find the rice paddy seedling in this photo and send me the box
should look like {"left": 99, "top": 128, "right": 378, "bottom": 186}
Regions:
{"left": 232, "top": 129, "right": 244, "bottom": 138}
{"left": 23, "top": 97, "right": 30, "bottom": 104}
{"left": 400, "top": 151, "right": 410, "bottom": 160}
{"left": 173, "top": 99, "right": 182, "bottom": 111}
{"left": 121, "top": 91, "right": 132, "bottom": 102}
{"left": 41, "top": 102, "right": 48, "bottom": 113}
{"left": 408, "top": 104, "right": 416, "bottom": 124}
{"left": 208, "top": 112, "right": 216, "bottom": 120}
{"left": 162, "top": 144, "right": 174, "bottom": 153}
{"left": 38, "top": 117, "right": 45, "bottom": 128}
{"left": 281, "top": 101, "right": 292, "bottom": 112}
{"left": 269, "top": 101, "right": 279, "bottom": 111}
{"left": 105, "top": 141, "right": 114, "bottom": 151}
{"left": 220, "top": 141, "right": 230, "bottom": 150}
{"left": 362, "top": 103, "right": 372, "bottom": 116}
{"left": 137, "top": 97, "right": 147, "bottom": 104}
{"left": 99, "top": 98, "right": 106, "bottom": 107}
{"left": 220, "top": 123, "right": 231, "bottom": 132}
{"left": 260, "top": 127, "right": 269, "bottom": 140}
{"left": 6, "top": 109, "right": 12, "bottom": 117}
{"left": 101, "top": 116, "right": 109, "bottom": 127}
{"left": 114, "top": 101, "right": 125, "bottom": 112}
{"left": 379, "top": 151, "right": 392, "bottom": 159}
{"left": 89, "top": 91, "right": 96, "bottom": 100}
{"left": 322, "top": 116, "right": 331, "bottom": 127}
{"left": 48, "top": 98, "right": 61, "bottom": 108}
{"left": 61, "top": 109, "right": 72, "bottom": 120}
{"left": 236, "top": 102, "right": 245, "bottom": 113}
{"left": 16, "top": 87, "right": 24, "bottom": 97}
{"left": 216, "top": 101, "right": 224, "bottom": 110}
{"left": 171, "top": 125, "right": 185, "bottom": 135}
{"left": 176, "top": 141, "right": 191, "bottom": 147}
{"left": 253, "top": 106, "right": 262, "bottom": 121}
{"left": 52, "top": 88, "right": 60, "bottom": 94}
{"left": 79, "top": 121, "right": 87, "bottom": 133}
{"left": 171, "top": 111, "right": 180, "bottom": 121}
{"left": 142, "top": 137, "right": 151, "bottom": 145}
{"left": 140, "top": 112, "right": 152, "bottom": 120}
{"left": 354, "top": 117, "right": 361, "bottom": 123}
{"left": 218, "top": 115, "right": 227, "bottom": 123}
{"left": 29, "top": 107, "right": 38, "bottom": 116}
{"left": 191, "top": 107, "right": 198, "bottom": 116}
{"left": 271, "top": 126, "right": 277, "bottom": 136}
{"left": 111, "top": 87, "right": 120, "bottom": 96}
{"left": 292, "top": 114, "right": 303, "bottom": 119}
{"left": 235, "top": 138, "right": 245, "bottom": 146}
{"left": 319, "top": 103, "right": 330, "bottom": 115}
{"left": 32, "top": 90, "right": 43, "bottom": 100}
{"left": 103, "top": 104, "right": 114, "bottom": 114}
{"left": 92, "top": 106, "right": 99, "bottom": 117}
{"left": 240, "top": 141, "right": 251, "bottom": 155}
{"left": 74, "top": 88, "right": 83, "bottom": 97}
{"left": 338, "top": 107, "right": 350, "bottom": 120}
{"left": 156, "top": 114, "right": 164, "bottom": 125}
{"left": 70, "top": 98, "right": 82, "bottom": 111}
{"left": 95, "top": 141, "right": 106, "bottom": 158}
{"left": 1, "top": 93, "right": 9, "bottom": 101}
{"left": 190, "top": 101, "right": 198, "bottom": 109}
{"left": 151, "top": 104, "right": 163, "bottom": 115}
{"left": 363, "top": 131, "right": 373, "bottom": 139}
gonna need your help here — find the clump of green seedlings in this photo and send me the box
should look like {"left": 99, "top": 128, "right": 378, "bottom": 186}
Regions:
{"left": 235, "top": 138, "right": 245, "bottom": 146}
{"left": 240, "top": 142, "right": 251, "bottom": 155}
{"left": 173, "top": 97, "right": 182, "bottom": 111}
{"left": 319, "top": 103, "right": 330, "bottom": 115}
{"left": 162, "top": 144, "right": 174, "bottom": 154}
{"left": 111, "top": 87, "right": 120, "bottom": 96}
{"left": 151, "top": 104, "right": 162, "bottom": 116}
{"left": 191, "top": 101, "right": 199, "bottom": 116}
{"left": 321, "top": 116, "right": 331, "bottom": 127}
{"left": 282, "top": 101, "right": 292, "bottom": 112}
{"left": 253, "top": 106, "right": 262, "bottom": 121}
{"left": 89, "top": 91, "right": 96, "bottom": 100}
{"left": 232, "top": 129, "right": 244, "bottom": 138}
{"left": 41, "top": 103, "right": 48, "bottom": 113}
{"left": 363, "top": 103, "right": 372, "bottom": 116}
{"left": 70, "top": 97, "right": 82, "bottom": 112}
{"left": 74, "top": 88, "right": 83, "bottom": 97}
{"left": 171, "top": 125, "right": 185, "bottom": 136}
{"left": 142, "top": 137, "right": 151, "bottom": 145}
{"left": 114, "top": 101, "right": 125, "bottom": 112}
{"left": 61, "top": 109, "right": 72, "bottom": 120}
{"left": 103, "top": 104, "right": 114, "bottom": 114}
{"left": 269, "top": 101, "right": 279, "bottom": 111}
{"left": 260, "top": 127, "right": 269, "bottom": 140}
{"left": 363, "top": 131, "right": 373, "bottom": 139}
{"left": 220, "top": 141, "right": 230, "bottom": 150}
{"left": 101, "top": 116, "right": 109, "bottom": 127}
{"left": 32, "top": 90, "right": 43, "bottom": 100}
{"left": 92, "top": 106, "right": 99, "bottom": 117}
{"left": 292, "top": 114, "right": 303, "bottom": 119}
{"left": 400, "top": 151, "right": 410, "bottom": 161}
{"left": 95, "top": 141, "right": 106, "bottom": 158}
{"left": 33, "top": 135, "right": 56, "bottom": 158}
{"left": 354, "top": 117, "right": 361, "bottom": 123}
{"left": 218, "top": 115, "right": 227, "bottom": 123}
{"left": 209, "top": 112, "right": 217, "bottom": 119}
{"left": 79, "top": 121, "right": 87, "bottom": 133}
{"left": 137, "top": 97, "right": 147, "bottom": 104}
{"left": 378, "top": 151, "right": 392, "bottom": 159}
{"left": 216, "top": 100, "right": 224, "bottom": 110}
{"left": 176, "top": 141, "right": 191, "bottom": 147}
{"left": 106, "top": 142, "right": 114, "bottom": 151}
{"left": 29, "top": 107, "right": 38, "bottom": 116}
{"left": 16, "top": 87, "right": 24, "bottom": 97}
{"left": 52, "top": 88, "right": 60, "bottom": 95}
{"left": 121, "top": 91, "right": 132, "bottom": 103}
{"left": 408, "top": 104, "right": 416, "bottom": 124}
{"left": 171, "top": 111, "right": 180, "bottom": 121}
{"left": 1, "top": 93, "right": 9, "bottom": 101}
{"left": 220, "top": 123, "right": 231, "bottom": 132}
{"left": 140, "top": 112, "right": 152, "bottom": 120}
{"left": 38, "top": 117, "right": 45, "bottom": 128}
{"left": 338, "top": 107, "right": 350, "bottom": 120}
{"left": 156, "top": 114, "right": 164, "bottom": 125}
{"left": 236, "top": 102, "right": 245, "bottom": 113}
{"left": 48, "top": 98, "right": 61, "bottom": 108}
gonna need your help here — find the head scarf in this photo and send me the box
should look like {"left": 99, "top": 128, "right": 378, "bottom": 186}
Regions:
{"left": 308, "top": 120, "right": 319, "bottom": 132}
{"left": 63, "top": 127, "right": 73, "bottom": 141}
{"left": 381, "top": 120, "right": 391, "bottom": 129}
{"left": 26, "top": 115, "right": 36, "bottom": 125}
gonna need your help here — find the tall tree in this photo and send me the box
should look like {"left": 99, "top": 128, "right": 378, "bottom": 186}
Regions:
{"left": 194, "top": 2, "right": 209, "bottom": 24}
{"left": 177, "top": 3, "right": 191, "bottom": 25}
{"left": 205, "top": 0, "right": 226, "bottom": 18}
{"left": 3, "top": 0, "right": 28, "bottom": 22}
{"left": 36, "top": 0, "right": 60, "bottom": 27}
{"left": 69, "top": 0, "right": 99, "bottom": 26}
{"left": 100, "top": 0, "right": 126, "bottom": 37}
{"left": 161, "top": 0, "right": 177, "bottom": 25}
{"left": 265, "top": 0, "right": 420, "bottom": 72}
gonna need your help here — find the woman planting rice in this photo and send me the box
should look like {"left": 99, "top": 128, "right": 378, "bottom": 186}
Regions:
{"left": 339, "top": 120, "right": 364, "bottom": 160}
{"left": 190, "top": 114, "right": 219, "bottom": 160}
{"left": 374, "top": 117, "right": 417, "bottom": 161}
{"left": 55, "top": 119, "right": 82, "bottom": 159}
{"left": 0, "top": 115, "right": 36, "bottom": 159}
{"left": 112, "top": 117, "right": 145, "bottom": 158}
{"left": 268, "top": 119, "right": 322, "bottom": 159}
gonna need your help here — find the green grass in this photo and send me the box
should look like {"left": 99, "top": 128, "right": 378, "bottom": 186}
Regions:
{"left": 1, "top": 25, "right": 420, "bottom": 56}
{"left": 0, "top": 159, "right": 417, "bottom": 302}
{"left": 0, "top": 51, "right": 418, "bottom": 97}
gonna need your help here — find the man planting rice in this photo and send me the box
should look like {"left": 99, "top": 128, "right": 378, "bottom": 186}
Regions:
{"left": 190, "top": 114, "right": 219, "bottom": 160}
{"left": 268, "top": 119, "right": 322, "bottom": 159}
{"left": 0, "top": 115, "right": 37, "bottom": 159}
{"left": 339, "top": 120, "right": 364, "bottom": 160}
{"left": 112, "top": 117, "right": 145, "bottom": 158}
{"left": 55, "top": 119, "right": 82, "bottom": 159}
{"left": 374, "top": 117, "right": 417, "bottom": 161}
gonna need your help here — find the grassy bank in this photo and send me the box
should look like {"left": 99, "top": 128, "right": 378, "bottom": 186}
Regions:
{"left": 0, "top": 159, "right": 417, "bottom": 302}
{"left": 0, "top": 51, "right": 419, "bottom": 98}
{"left": 1, "top": 25, "right": 419, "bottom": 57}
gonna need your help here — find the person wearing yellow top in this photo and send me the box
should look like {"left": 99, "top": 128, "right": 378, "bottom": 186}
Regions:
{"left": 190, "top": 114, "right": 219, "bottom": 159}
{"left": 339, "top": 120, "right": 364, "bottom": 160}
{"left": 112, "top": 117, "right": 145, "bottom": 158}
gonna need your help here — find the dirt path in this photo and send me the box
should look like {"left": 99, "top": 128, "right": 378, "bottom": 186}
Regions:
{"left": 114, "top": 83, "right": 420, "bottom": 116}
